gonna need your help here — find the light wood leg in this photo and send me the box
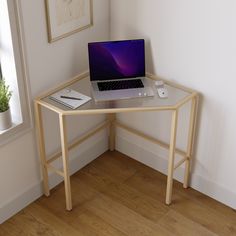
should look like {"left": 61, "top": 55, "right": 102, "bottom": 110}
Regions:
{"left": 59, "top": 114, "right": 72, "bottom": 211}
{"left": 108, "top": 113, "right": 116, "bottom": 151}
{"left": 183, "top": 96, "right": 198, "bottom": 188}
{"left": 166, "top": 110, "right": 178, "bottom": 205}
{"left": 34, "top": 102, "right": 50, "bottom": 196}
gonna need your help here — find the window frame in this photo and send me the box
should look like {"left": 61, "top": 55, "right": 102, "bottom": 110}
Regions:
{"left": 0, "top": 63, "right": 2, "bottom": 78}
{"left": 0, "top": 0, "right": 32, "bottom": 145}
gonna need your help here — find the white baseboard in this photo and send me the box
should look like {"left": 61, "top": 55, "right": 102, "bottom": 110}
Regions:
{"left": 116, "top": 134, "right": 236, "bottom": 210}
{"left": 0, "top": 134, "right": 108, "bottom": 224}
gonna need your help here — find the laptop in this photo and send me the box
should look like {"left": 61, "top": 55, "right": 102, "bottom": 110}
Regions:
{"left": 88, "top": 39, "right": 154, "bottom": 101}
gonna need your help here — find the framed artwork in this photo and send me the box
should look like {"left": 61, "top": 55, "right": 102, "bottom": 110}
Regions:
{"left": 45, "top": 0, "right": 93, "bottom": 43}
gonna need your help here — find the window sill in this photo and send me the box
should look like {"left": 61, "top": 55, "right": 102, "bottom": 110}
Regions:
{"left": 0, "top": 120, "right": 32, "bottom": 147}
{"left": 0, "top": 120, "right": 21, "bottom": 135}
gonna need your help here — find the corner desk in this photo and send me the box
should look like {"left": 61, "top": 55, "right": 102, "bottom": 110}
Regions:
{"left": 34, "top": 72, "right": 198, "bottom": 211}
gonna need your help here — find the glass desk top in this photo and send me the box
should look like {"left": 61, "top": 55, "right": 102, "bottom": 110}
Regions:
{"left": 40, "top": 75, "right": 194, "bottom": 114}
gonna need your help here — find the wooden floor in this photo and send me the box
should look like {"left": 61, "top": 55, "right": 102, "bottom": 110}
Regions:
{"left": 1, "top": 151, "right": 236, "bottom": 236}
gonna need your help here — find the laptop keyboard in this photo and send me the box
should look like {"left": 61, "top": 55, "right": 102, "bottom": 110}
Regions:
{"left": 97, "top": 79, "right": 144, "bottom": 91}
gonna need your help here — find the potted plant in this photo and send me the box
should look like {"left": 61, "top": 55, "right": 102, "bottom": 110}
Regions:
{"left": 0, "top": 78, "right": 12, "bottom": 131}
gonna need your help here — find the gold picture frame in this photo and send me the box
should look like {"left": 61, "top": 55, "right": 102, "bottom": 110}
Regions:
{"left": 45, "top": 0, "right": 93, "bottom": 43}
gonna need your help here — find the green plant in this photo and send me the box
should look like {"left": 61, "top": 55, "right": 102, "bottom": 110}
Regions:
{"left": 0, "top": 79, "right": 12, "bottom": 112}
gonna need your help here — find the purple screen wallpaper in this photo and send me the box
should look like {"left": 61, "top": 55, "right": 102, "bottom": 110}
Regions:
{"left": 88, "top": 39, "right": 145, "bottom": 81}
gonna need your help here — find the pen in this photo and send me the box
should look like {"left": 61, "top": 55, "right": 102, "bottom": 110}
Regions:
{"left": 60, "top": 95, "right": 82, "bottom": 100}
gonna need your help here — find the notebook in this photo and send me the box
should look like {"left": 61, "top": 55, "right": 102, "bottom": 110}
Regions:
{"left": 49, "top": 89, "right": 91, "bottom": 109}
{"left": 88, "top": 39, "right": 154, "bottom": 101}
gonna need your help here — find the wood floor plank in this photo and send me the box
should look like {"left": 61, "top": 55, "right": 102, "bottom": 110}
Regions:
{"left": 139, "top": 164, "right": 236, "bottom": 225}
{"left": 36, "top": 178, "right": 98, "bottom": 215}
{"left": 174, "top": 182, "right": 236, "bottom": 222}
{"left": 140, "top": 164, "right": 236, "bottom": 222}
{"left": 75, "top": 157, "right": 169, "bottom": 222}
{"left": 75, "top": 163, "right": 115, "bottom": 192}
{"left": 69, "top": 208, "right": 126, "bottom": 236}
{"left": 91, "top": 151, "right": 143, "bottom": 181}
{"left": 125, "top": 166, "right": 167, "bottom": 203}
{"left": 36, "top": 177, "right": 125, "bottom": 236}
{"left": 85, "top": 194, "right": 173, "bottom": 236}
{"left": 1, "top": 203, "right": 83, "bottom": 236}
{"left": 139, "top": 165, "right": 236, "bottom": 236}
{"left": 102, "top": 181, "right": 169, "bottom": 223}
{"left": 170, "top": 194, "right": 236, "bottom": 236}
{"left": 158, "top": 209, "right": 217, "bottom": 236}
{"left": 0, "top": 226, "right": 17, "bottom": 236}
{"left": 125, "top": 165, "right": 236, "bottom": 236}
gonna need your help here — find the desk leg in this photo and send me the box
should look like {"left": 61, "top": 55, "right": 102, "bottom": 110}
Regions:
{"left": 34, "top": 102, "right": 50, "bottom": 196}
{"left": 59, "top": 114, "right": 72, "bottom": 211}
{"left": 183, "top": 96, "right": 197, "bottom": 188}
{"left": 166, "top": 110, "right": 178, "bottom": 205}
{"left": 108, "top": 113, "right": 116, "bottom": 151}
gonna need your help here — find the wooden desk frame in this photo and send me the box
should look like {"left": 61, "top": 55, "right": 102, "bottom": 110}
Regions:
{"left": 34, "top": 72, "right": 198, "bottom": 210}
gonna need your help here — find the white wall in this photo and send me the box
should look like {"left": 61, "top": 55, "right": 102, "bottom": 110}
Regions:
{"left": 111, "top": 0, "right": 236, "bottom": 208}
{"left": 0, "top": 0, "right": 110, "bottom": 223}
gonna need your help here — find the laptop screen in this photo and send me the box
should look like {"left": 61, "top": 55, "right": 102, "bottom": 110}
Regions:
{"left": 88, "top": 39, "right": 145, "bottom": 81}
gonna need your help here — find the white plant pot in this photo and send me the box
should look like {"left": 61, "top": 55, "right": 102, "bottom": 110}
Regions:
{"left": 0, "top": 108, "right": 12, "bottom": 131}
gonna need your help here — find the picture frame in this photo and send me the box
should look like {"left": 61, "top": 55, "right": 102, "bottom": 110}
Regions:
{"left": 45, "top": 0, "right": 93, "bottom": 43}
